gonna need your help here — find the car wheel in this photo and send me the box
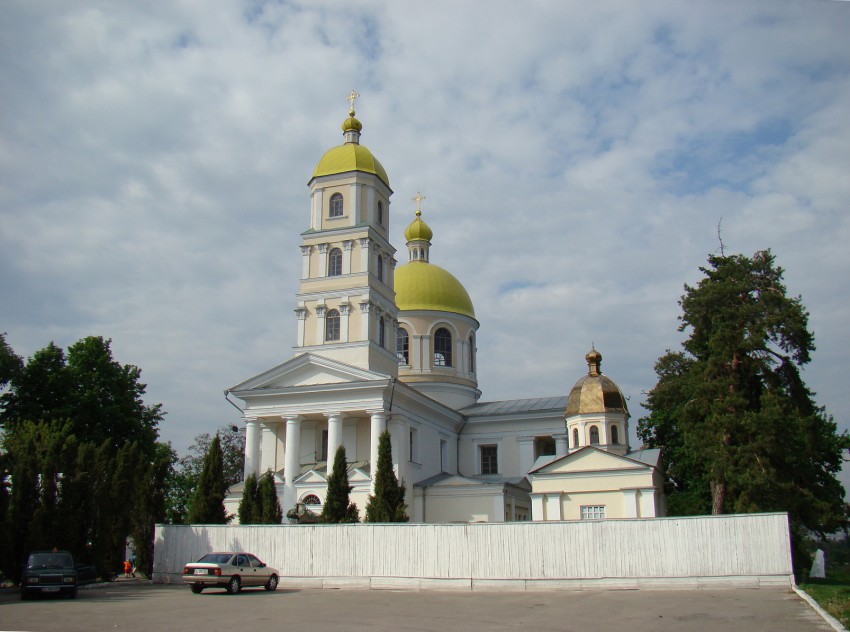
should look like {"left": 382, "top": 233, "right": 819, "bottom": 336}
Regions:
{"left": 190, "top": 584, "right": 203, "bottom": 594}
{"left": 69, "top": 590, "right": 77, "bottom": 599}
{"left": 264, "top": 574, "right": 278, "bottom": 591}
{"left": 21, "top": 591, "right": 30, "bottom": 601}
{"left": 226, "top": 576, "right": 241, "bottom": 595}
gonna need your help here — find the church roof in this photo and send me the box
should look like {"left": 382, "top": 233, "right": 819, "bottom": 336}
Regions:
{"left": 460, "top": 396, "right": 568, "bottom": 417}
{"left": 395, "top": 260, "right": 476, "bottom": 319}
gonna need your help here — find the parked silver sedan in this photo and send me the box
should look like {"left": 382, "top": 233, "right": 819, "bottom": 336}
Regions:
{"left": 182, "top": 552, "right": 279, "bottom": 594}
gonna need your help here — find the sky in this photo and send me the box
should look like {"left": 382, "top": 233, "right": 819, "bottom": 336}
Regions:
{"left": 2, "top": 1, "right": 849, "bottom": 479}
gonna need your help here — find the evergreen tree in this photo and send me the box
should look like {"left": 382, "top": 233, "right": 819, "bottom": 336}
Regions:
{"left": 365, "top": 431, "right": 408, "bottom": 523}
{"left": 321, "top": 445, "right": 359, "bottom": 523}
{"left": 238, "top": 473, "right": 260, "bottom": 525}
{"left": 130, "top": 442, "right": 174, "bottom": 578}
{"left": 187, "top": 434, "right": 229, "bottom": 524}
{"left": 638, "top": 251, "right": 849, "bottom": 576}
{"left": 258, "top": 471, "right": 283, "bottom": 524}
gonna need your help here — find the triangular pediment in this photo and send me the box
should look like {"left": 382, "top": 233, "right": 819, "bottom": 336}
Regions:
{"left": 530, "top": 446, "right": 650, "bottom": 475}
{"left": 229, "top": 353, "right": 390, "bottom": 392}
{"left": 294, "top": 469, "right": 328, "bottom": 485}
{"left": 349, "top": 467, "right": 372, "bottom": 483}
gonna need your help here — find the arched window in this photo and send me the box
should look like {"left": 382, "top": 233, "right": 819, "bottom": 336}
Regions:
{"left": 329, "top": 193, "right": 343, "bottom": 217}
{"left": 302, "top": 494, "right": 321, "bottom": 506}
{"left": 434, "top": 327, "right": 452, "bottom": 367}
{"left": 397, "top": 327, "right": 409, "bottom": 364}
{"left": 328, "top": 248, "right": 342, "bottom": 276}
{"left": 376, "top": 254, "right": 383, "bottom": 282}
{"left": 379, "top": 316, "right": 386, "bottom": 348}
{"left": 468, "top": 334, "right": 475, "bottom": 373}
{"left": 325, "top": 309, "right": 340, "bottom": 341}
{"left": 377, "top": 201, "right": 383, "bottom": 225}
{"left": 589, "top": 426, "right": 600, "bottom": 445}
{"left": 611, "top": 425, "right": 619, "bottom": 445}
{"left": 572, "top": 428, "right": 579, "bottom": 448}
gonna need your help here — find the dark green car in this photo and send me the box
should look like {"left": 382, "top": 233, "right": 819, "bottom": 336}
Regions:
{"left": 21, "top": 551, "right": 83, "bottom": 600}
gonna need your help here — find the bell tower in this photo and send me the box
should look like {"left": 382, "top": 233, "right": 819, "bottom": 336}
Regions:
{"left": 294, "top": 92, "right": 399, "bottom": 376}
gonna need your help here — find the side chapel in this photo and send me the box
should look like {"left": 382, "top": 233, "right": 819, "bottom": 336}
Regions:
{"left": 224, "top": 94, "right": 665, "bottom": 523}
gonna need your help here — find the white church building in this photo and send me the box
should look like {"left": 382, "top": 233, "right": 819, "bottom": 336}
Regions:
{"left": 224, "top": 98, "right": 665, "bottom": 524}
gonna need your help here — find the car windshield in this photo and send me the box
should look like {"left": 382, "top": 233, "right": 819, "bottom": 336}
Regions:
{"left": 27, "top": 553, "right": 73, "bottom": 569}
{"left": 197, "top": 553, "right": 233, "bottom": 564}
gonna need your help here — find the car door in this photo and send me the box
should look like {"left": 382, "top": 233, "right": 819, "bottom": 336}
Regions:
{"left": 235, "top": 554, "right": 254, "bottom": 586}
{"left": 246, "top": 554, "right": 268, "bottom": 585}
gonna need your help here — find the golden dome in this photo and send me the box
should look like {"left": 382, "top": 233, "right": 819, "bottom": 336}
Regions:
{"left": 404, "top": 211, "right": 433, "bottom": 242}
{"left": 565, "top": 349, "right": 629, "bottom": 417}
{"left": 395, "top": 261, "right": 476, "bottom": 319}
{"left": 312, "top": 143, "right": 389, "bottom": 188}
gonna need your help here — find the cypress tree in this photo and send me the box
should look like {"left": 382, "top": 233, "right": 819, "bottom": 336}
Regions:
{"left": 187, "top": 434, "right": 228, "bottom": 524}
{"left": 321, "top": 445, "right": 359, "bottom": 523}
{"left": 365, "top": 431, "right": 408, "bottom": 523}
{"left": 238, "top": 473, "right": 260, "bottom": 525}
{"left": 258, "top": 471, "right": 283, "bottom": 524}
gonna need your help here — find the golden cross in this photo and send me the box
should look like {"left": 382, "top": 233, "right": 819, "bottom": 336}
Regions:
{"left": 412, "top": 192, "right": 426, "bottom": 216}
{"left": 346, "top": 90, "right": 360, "bottom": 115}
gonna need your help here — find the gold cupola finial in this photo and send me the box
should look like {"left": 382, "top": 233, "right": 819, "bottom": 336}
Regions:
{"left": 346, "top": 89, "right": 360, "bottom": 116}
{"left": 341, "top": 90, "right": 363, "bottom": 138}
{"left": 412, "top": 191, "right": 426, "bottom": 218}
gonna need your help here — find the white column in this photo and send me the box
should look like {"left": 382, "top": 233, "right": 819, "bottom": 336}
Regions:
{"left": 638, "top": 488, "right": 657, "bottom": 518}
{"left": 243, "top": 417, "right": 260, "bottom": 479}
{"left": 517, "top": 437, "right": 535, "bottom": 475}
{"left": 342, "top": 240, "right": 353, "bottom": 274}
{"left": 340, "top": 303, "right": 350, "bottom": 343}
{"left": 554, "top": 434, "right": 569, "bottom": 457}
{"left": 350, "top": 182, "right": 362, "bottom": 221}
{"left": 327, "top": 412, "right": 343, "bottom": 461}
{"left": 419, "top": 335, "right": 431, "bottom": 372}
{"left": 359, "top": 300, "right": 371, "bottom": 341}
{"left": 388, "top": 416, "right": 404, "bottom": 481}
{"left": 359, "top": 238, "right": 370, "bottom": 271}
{"left": 530, "top": 493, "right": 545, "bottom": 521}
{"left": 369, "top": 410, "right": 387, "bottom": 493}
{"left": 366, "top": 185, "right": 376, "bottom": 224}
{"left": 388, "top": 258, "right": 396, "bottom": 291}
{"left": 283, "top": 416, "right": 303, "bottom": 511}
{"left": 317, "top": 243, "right": 329, "bottom": 278}
{"left": 259, "top": 422, "right": 278, "bottom": 474}
{"left": 300, "top": 245, "right": 312, "bottom": 279}
{"left": 295, "top": 307, "right": 307, "bottom": 347}
{"left": 316, "top": 305, "right": 326, "bottom": 344}
{"left": 312, "top": 189, "right": 323, "bottom": 228}
{"left": 545, "top": 493, "right": 562, "bottom": 521}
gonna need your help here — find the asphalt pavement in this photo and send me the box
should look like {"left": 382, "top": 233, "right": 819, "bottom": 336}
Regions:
{"left": 0, "top": 579, "right": 838, "bottom": 631}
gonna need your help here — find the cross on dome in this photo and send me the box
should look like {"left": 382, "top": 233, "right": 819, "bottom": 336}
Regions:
{"left": 412, "top": 191, "right": 426, "bottom": 217}
{"left": 346, "top": 90, "right": 360, "bottom": 115}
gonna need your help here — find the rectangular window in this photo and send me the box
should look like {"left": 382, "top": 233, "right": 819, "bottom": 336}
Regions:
{"left": 580, "top": 505, "right": 606, "bottom": 520}
{"left": 480, "top": 444, "right": 498, "bottom": 475}
{"left": 409, "top": 427, "right": 419, "bottom": 463}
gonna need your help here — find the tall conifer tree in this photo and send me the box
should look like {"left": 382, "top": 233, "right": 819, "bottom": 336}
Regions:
{"left": 321, "top": 445, "right": 359, "bottom": 523}
{"left": 187, "top": 434, "right": 229, "bottom": 524}
{"left": 365, "top": 431, "right": 408, "bottom": 523}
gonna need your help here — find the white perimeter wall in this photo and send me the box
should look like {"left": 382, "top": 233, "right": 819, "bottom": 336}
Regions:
{"left": 154, "top": 512, "right": 793, "bottom": 591}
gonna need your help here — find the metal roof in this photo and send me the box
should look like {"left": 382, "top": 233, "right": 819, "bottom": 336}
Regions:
{"left": 460, "top": 396, "right": 568, "bottom": 417}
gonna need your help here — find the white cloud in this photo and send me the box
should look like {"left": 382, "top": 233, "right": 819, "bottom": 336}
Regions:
{"left": 1, "top": 0, "right": 849, "bottom": 464}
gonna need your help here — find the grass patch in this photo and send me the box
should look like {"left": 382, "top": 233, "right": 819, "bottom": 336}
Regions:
{"left": 800, "top": 566, "right": 850, "bottom": 628}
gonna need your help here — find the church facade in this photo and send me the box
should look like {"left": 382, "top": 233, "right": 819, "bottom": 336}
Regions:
{"left": 224, "top": 98, "right": 665, "bottom": 524}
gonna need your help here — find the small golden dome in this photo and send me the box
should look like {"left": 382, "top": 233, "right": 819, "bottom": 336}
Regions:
{"left": 404, "top": 211, "right": 433, "bottom": 242}
{"left": 341, "top": 115, "right": 363, "bottom": 133}
{"left": 565, "top": 349, "right": 628, "bottom": 417}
